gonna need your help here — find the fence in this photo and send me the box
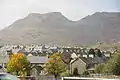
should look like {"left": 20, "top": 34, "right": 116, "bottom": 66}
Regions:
{"left": 18, "top": 76, "right": 36, "bottom": 80}
{"left": 36, "top": 75, "right": 61, "bottom": 80}
{"left": 61, "top": 77, "right": 120, "bottom": 80}
{"left": 18, "top": 75, "right": 61, "bottom": 80}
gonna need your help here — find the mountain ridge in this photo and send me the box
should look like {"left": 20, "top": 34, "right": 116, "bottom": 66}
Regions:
{"left": 0, "top": 12, "right": 120, "bottom": 45}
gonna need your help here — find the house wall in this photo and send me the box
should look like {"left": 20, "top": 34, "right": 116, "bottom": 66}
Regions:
{"left": 71, "top": 58, "right": 86, "bottom": 75}
{"left": 30, "top": 63, "right": 45, "bottom": 76}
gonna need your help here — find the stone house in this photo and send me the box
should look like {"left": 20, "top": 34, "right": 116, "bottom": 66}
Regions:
{"left": 27, "top": 56, "right": 48, "bottom": 76}
{"left": 70, "top": 57, "right": 87, "bottom": 75}
{"left": 0, "top": 55, "right": 48, "bottom": 76}
{"left": 70, "top": 56, "right": 108, "bottom": 75}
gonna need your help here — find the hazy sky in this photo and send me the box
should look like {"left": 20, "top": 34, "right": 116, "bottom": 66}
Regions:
{"left": 0, "top": 0, "right": 120, "bottom": 29}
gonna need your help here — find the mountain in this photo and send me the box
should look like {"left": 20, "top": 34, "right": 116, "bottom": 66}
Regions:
{"left": 0, "top": 12, "right": 120, "bottom": 45}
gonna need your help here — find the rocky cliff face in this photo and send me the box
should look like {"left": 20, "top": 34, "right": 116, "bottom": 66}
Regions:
{"left": 0, "top": 12, "right": 120, "bottom": 45}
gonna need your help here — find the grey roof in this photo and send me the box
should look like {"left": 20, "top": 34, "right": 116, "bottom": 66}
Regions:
{"left": 71, "top": 56, "right": 109, "bottom": 69}
{"left": 80, "top": 57, "right": 109, "bottom": 64}
{"left": 71, "top": 56, "right": 109, "bottom": 65}
{"left": 27, "top": 56, "right": 48, "bottom": 64}
{"left": 0, "top": 56, "right": 9, "bottom": 63}
{"left": 93, "top": 56, "right": 109, "bottom": 64}
{"left": 79, "top": 57, "right": 93, "bottom": 64}
{"left": 0, "top": 56, "right": 49, "bottom": 64}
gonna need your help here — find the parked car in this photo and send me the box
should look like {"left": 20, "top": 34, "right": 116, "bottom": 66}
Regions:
{"left": 0, "top": 72, "right": 20, "bottom": 80}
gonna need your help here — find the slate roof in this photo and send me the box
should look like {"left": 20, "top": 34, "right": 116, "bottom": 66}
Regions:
{"left": 27, "top": 56, "right": 48, "bottom": 64}
{"left": 93, "top": 56, "right": 109, "bottom": 64}
{"left": 0, "top": 56, "right": 9, "bottom": 63}
{"left": 0, "top": 56, "right": 48, "bottom": 64}
{"left": 79, "top": 57, "right": 93, "bottom": 64}
{"left": 62, "top": 52, "right": 71, "bottom": 64}
{"left": 71, "top": 56, "right": 109, "bottom": 69}
{"left": 71, "top": 56, "right": 109, "bottom": 65}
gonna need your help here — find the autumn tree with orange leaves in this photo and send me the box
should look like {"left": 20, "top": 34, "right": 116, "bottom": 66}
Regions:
{"left": 7, "top": 53, "right": 31, "bottom": 76}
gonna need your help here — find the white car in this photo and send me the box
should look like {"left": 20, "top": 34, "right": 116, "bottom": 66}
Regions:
{"left": 0, "top": 72, "right": 20, "bottom": 80}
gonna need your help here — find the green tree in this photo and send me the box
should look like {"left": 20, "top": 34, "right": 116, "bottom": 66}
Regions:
{"left": 103, "top": 53, "right": 120, "bottom": 75}
{"left": 82, "top": 71, "right": 89, "bottom": 76}
{"left": 95, "top": 64, "right": 104, "bottom": 73}
{"left": 7, "top": 53, "right": 31, "bottom": 76}
{"left": 45, "top": 53, "right": 67, "bottom": 80}
{"left": 60, "top": 70, "right": 69, "bottom": 77}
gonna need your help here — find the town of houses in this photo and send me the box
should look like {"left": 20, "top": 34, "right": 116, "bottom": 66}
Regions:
{"left": 0, "top": 44, "right": 116, "bottom": 76}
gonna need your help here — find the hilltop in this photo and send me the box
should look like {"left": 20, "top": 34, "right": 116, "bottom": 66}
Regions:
{"left": 0, "top": 12, "right": 120, "bottom": 45}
